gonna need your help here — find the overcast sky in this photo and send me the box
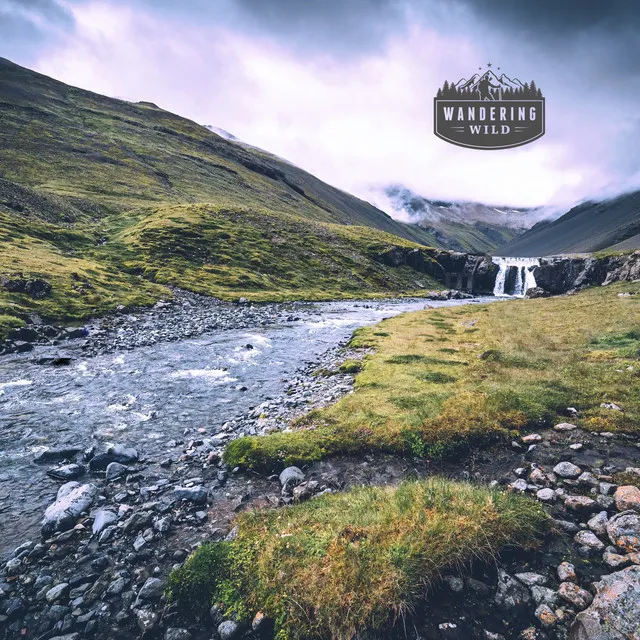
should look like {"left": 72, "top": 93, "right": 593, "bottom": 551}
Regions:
{"left": 2, "top": 0, "right": 640, "bottom": 212}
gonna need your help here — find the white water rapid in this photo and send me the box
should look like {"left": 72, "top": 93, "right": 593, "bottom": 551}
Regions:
{"left": 492, "top": 257, "right": 540, "bottom": 297}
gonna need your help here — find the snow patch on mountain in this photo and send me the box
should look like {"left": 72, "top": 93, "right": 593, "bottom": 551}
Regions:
{"left": 204, "top": 125, "right": 241, "bottom": 141}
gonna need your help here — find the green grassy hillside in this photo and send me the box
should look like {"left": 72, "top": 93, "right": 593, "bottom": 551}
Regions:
{"left": 0, "top": 58, "right": 449, "bottom": 333}
{"left": 421, "top": 219, "right": 519, "bottom": 253}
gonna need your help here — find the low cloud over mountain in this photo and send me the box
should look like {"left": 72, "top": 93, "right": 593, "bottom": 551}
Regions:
{"left": 1, "top": 0, "right": 639, "bottom": 210}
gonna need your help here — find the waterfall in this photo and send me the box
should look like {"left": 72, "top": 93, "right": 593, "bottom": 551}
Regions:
{"left": 493, "top": 261, "right": 508, "bottom": 296}
{"left": 492, "top": 257, "right": 540, "bottom": 298}
{"left": 513, "top": 266, "right": 525, "bottom": 297}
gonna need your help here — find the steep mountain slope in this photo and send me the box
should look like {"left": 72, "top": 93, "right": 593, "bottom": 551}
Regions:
{"left": 0, "top": 58, "right": 434, "bottom": 243}
{"left": 378, "top": 185, "right": 555, "bottom": 253}
{"left": 0, "top": 58, "right": 448, "bottom": 335}
{"left": 496, "top": 190, "right": 640, "bottom": 256}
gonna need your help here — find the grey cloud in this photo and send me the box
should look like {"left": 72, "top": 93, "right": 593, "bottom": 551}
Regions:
{"left": 450, "top": 0, "right": 640, "bottom": 80}
{"left": 451, "top": 0, "right": 640, "bottom": 34}
{"left": 231, "top": 0, "right": 404, "bottom": 53}
{"left": 0, "top": 0, "right": 74, "bottom": 62}
{"left": 1, "top": 0, "right": 73, "bottom": 25}
{"left": 57, "top": 0, "right": 640, "bottom": 66}
{"left": 90, "top": 0, "right": 405, "bottom": 56}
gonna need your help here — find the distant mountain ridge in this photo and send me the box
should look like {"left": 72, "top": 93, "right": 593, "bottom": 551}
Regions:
{"left": 496, "top": 190, "right": 640, "bottom": 256}
{"left": 378, "top": 185, "right": 559, "bottom": 254}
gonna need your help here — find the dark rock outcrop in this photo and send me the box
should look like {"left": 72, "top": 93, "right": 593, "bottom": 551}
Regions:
{"left": 374, "top": 248, "right": 498, "bottom": 295}
{"left": 1, "top": 274, "right": 52, "bottom": 298}
{"left": 525, "top": 287, "right": 550, "bottom": 299}
{"left": 533, "top": 251, "right": 640, "bottom": 295}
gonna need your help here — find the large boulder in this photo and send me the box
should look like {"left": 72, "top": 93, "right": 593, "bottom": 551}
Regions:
{"left": 7, "top": 326, "right": 40, "bottom": 342}
{"left": 569, "top": 566, "right": 640, "bottom": 639}
{"left": 279, "top": 467, "right": 305, "bottom": 495}
{"left": 46, "top": 463, "right": 85, "bottom": 481}
{"left": 614, "top": 486, "right": 640, "bottom": 512}
{"left": 105, "top": 462, "right": 128, "bottom": 481}
{"left": 92, "top": 510, "right": 117, "bottom": 535}
{"left": 554, "top": 461, "right": 582, "bottom": 479}
{"left": 106, "top": 444, "right": 138, "bottom": 464}
{"left": 0, "top": 275, "right": 52, "bottom": 298}
{"left": 88, "top": 444, "right": 138, "bottom": 471}
{"left": 607, "top": 511, "right": 640, "bottom": 553}
{"left": 41, "top": 482, "right": 97, "bottom": 537}
{"left": 494, "top": 569, "right": 532, "bottom": 615}
{"left": 558, "top": 582, "right": 593, "bottom": 610}
{"left": 173, "top": 486, "right": 208, "bottom": 504}
{"left": 525, "top": 287, "right": 550, "bottom": 299}
{"left": 34, "top": 447, "right": 83, "bottom": 463}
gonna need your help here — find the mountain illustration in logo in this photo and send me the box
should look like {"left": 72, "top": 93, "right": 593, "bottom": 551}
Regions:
{"left": 434, "top": 64, "right": 545, "bottom": 149}
{"left": 438, "top": 69, "right": 543, "bottom": 101}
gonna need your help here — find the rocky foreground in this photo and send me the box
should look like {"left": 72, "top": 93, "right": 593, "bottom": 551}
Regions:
{"left": 2, "top": 371, "right": 640, "bottom": 640}
{"left": 2, "top": 289, "right": 640, "bottom": 640}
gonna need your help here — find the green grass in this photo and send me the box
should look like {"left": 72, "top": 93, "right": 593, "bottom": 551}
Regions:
{"left": 0, "top": 58, "right": 452, "bottom": 336}
{"left": 167, "top": 478, "right": 549, "bottom": 640}
{"left": 112, "top": 204, "right": 442, "bottom": 301}
{"left": 0, "top": 201, "right": 443, "bottom": 335}
{"left": 225, "top": 282, "right": 640, "bottom": 471}
{"left": 0, "top": 214, "right": 170, "bottom": 328}
{"left": 613, "top": 471, "right": 640, "bottom": 488}
{"left": 338, "top": 359, "right": 363, "bottom": 374}
{"left": 0, "top": 313, "right": 25, "bottom": 336}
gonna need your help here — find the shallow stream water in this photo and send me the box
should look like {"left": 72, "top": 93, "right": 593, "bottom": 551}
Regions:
{"left": 0, "top": 296, "right": 495, "bottom": 552}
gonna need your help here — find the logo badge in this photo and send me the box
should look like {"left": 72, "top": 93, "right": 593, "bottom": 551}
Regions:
{"left": 434, "top": 64, "right": 545, "bottom": 150}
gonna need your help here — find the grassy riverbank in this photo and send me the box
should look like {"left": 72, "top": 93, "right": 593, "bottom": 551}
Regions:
{"left": 0, "top": 58, "right": 447, "bottom": 338}
{"left": 225, "top": 281, "right": 640, "bottom": 471}
{"left": 0, "top": 201, "right": 442, "bottom": 337}
{"left": 168, "top": 478, "right": 549, "bottom": 640}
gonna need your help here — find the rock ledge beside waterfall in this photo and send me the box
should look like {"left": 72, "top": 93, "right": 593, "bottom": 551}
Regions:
{"left": 492, "top": 251, "right": 640, "bottom": 298}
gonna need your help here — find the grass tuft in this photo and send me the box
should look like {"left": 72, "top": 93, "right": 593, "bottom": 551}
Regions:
{"left": 338, "top": 359, "right": 363, "bottom": 374}
{"left": 167, "top": 478, "right": 549, "bottom": 640}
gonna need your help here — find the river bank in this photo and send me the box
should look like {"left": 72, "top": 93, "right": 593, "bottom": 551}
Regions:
{"left": 3, "top": 403, "right": 639, "bottom": 640}
{"left": 2, "top": 287, "right": 640, "bottom": 640}
{"left": 0, "top": 294, "right": 496, "bottom": 554}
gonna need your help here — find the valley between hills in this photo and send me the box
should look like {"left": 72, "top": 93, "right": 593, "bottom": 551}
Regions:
{"left": 1, "top": 57, "right": 640, "bottom": 640}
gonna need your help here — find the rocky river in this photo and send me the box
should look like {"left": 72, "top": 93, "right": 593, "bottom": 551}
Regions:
{"left": 0, "top": 291, "right": 495, "bottom": 554}
{"left": 2, "top": 291, "right": 640, "bottom": 640}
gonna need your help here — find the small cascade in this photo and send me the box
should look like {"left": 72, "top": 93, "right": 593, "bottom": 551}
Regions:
{"left": 492, "top": 257, "right": 540, "bottom": 297}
